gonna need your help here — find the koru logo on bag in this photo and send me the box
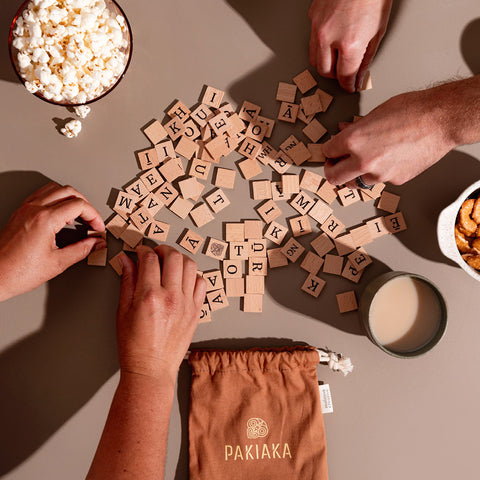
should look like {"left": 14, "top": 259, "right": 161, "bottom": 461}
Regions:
{"left": 224, "top": 417, "right": 292, "bottom": 461}
{"left": 246, "top": 418, "right": 269, "bottom": 439}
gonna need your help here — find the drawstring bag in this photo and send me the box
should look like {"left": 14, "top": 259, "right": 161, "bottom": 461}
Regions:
{"left": 187, "top": 346, "right": 352, "bottom": 480}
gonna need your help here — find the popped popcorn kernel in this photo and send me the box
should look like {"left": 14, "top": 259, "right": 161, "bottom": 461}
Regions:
{"left": 73, "top": 105, "right": 91, "bottom": 118}
{"left": 61, "top": 119, "right": 82, "bottom": 138}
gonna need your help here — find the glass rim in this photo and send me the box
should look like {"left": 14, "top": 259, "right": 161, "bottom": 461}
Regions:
{"left": 8, "top": 0, "right": 133, "bottom": 107}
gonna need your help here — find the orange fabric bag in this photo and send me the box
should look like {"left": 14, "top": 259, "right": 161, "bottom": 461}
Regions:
{"left": 188, "top": 346, "right": 330, "bottom": 480}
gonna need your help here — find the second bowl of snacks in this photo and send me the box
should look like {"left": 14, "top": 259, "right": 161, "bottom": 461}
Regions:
{"left": 9, "top": 0, "right": 132, "bottom": 106}
{"left": 438, "top": 179, "right": 480, "bottom": 281}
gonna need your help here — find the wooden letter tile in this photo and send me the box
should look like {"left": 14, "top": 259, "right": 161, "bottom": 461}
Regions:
{"left": 169, "top": 196, "right": 194, "bottom": 219}
{"left": 125, "top": 178, "right": 149, "bottom": 202}
{"left": 349, "top": 224, "right": 373, "bottom": 247}
{"left": 205, "top": 237, "right": 228, "bottom": 260}
{"left": 321, "top": 214, "right": 345, "bottom": 239}
{"left": 323, "top": 254, "right": 344, "bottom": 275}
{"left": 189, "top": 158, "right": 211, "bottom": 181}
{"left": 288, "top": 142, "right": 312, "bottom": 166}
{"left": 109, "top": 252, "right": 124, "bottom": 275}
{"left": 130, "top": 206, "right": 154, "bottom": 233}
{"left": 271, "top": 181, "right": 289, "bottom": 201}
{"left": 366, "top": 216, "right": 390, "bottom": 238}
{"left": 238, "top": 158, "right": 262, "bottom": 180}
{"left": 203, "top": 270, "right": 224, "bottom": 292}
{"left": 114, "top": 191, "right": 136, "bottom": 216}
{"left": 223, "top": 259, "right": 243, "bottom": 278}
{"left": 245, "top": 275, "right": 264, "bottom": 294}
{"left": 167, "top": 100, "right": 191, "bottom": 122}
{"left": 316, "top": 88, "right": 333, "bottom": 111}
{"left": 264, "top": 221, "right": 288, "bottom": 245}
{"left": 301, "top": 273, "right": 326, "bottom": 298}
{"left": 155, "top": 140, "right": 176, "bottom": 162}
{"left": 341, "top": 263, "right": 364, "bottom": 284}
{"left": 269, "top": 151, "right": 293, "bottom": 174}
{"left": 307, "top": 143, "right": 326, "bottom": 163}
{"left": 336, "top": 291, "right": 358, "bottom": 313}
{"left": 239, "top": 101, "right": 261, "bottom": 122}
{"left": 147, "top": 221, "right": 170, "bottom": 242}
{"left": 256, "top": 199, "right": 282, "bottom": 223}
{"left": 138, "top": 148, "right": 159, "bottom": 170}
{"left": 164, "top": 117, "right": 186, "bottom": 141}
{"left": 214, "top": 168, "right": 236, "bottom": 189}
{"left": 87, "top": 245, "right": 107, "bottom": 267}
{"left": 191, "top": 104, "right": 215, "bottom": 128}
{"left": 290, "top": 191, "right": 315, "bottom": 215}
{"left": 178, "top": 229, "right": 204, "bottom": 254}
{"left": 278, "top": 102, "right": 299, "bottom": 123}
{"left": 377, "top": 191, "right": 400, "bottom": 213}
{"left": 207, "top": 289, "right": 229, "bottom": 311}
{"left": 301, "top": 93, "right": 323, "bottom": 116}
{"left": 225, "top": 277, "right": 245, "bottom": 297}
{"left": 106, "top": 214, "right": 128, "bottom": 239}
{"left": 276, "top": 82, "right": 297, "bottom": 102}
{"left": 143, "top": 120, "right": 167, "bottom": 144}
{"left": 248, "top": 239, "right": 267, "bottom": 257}
{"left": 243, "top": 294, "right": 263, "bottom": 313}
{"left": 337, "top": 187, "right": 361, "bottom": 207}
{"left": 203, "top": 86, "right": 225, "bottom": 108}
{"left": 244, "top": 220, "right": 263, "bottom": 239}
{"left": 280, "top": 237, "right": 305, "bottom": 263}
{"left": 155, "top": 181, "right": 179, "bottom": 206}
{"left": 300, "top": 170, "right": 323, "bottom": 193}
{"left": 159, "top": 158, "right": 185, "bottom": 183}
{"left": 140, "top": 168, "right": 164, "bottom": 192}
{"left": 300, "top": 251, "right": 324, "bottom": 275}
{"left": 199, "top": 303, "right": 212, "bottom": 324}
{"left": 178, "top": 177, "right": 201, "bottom": 200}
{"left": 190, "top": 203, "right": 214, "bottom": 228}
{"left": 385, "top": 212, "right": 407, "bottom": 234}
{"left": 249, "top": 257, "right": 268, "bottom": 276}
{"left": 120, "top": 223, "right": 144, "bottom": 248}
{"left": 292, "top": 69, "right": 317, "bottom": 94}
{"left": 289, "top": 215, "right": 312, "bottom": 237}
{"left": 310, "top": 233, "right": 335, "bottom": 257}
{"left": 334, "top": 233, "right": 356, "bottom": 256}
{"left": 175, "top": 136, "right": 199, "bottom": 160}
{"left": 229, "top": 241, "right": 249, "bottom": 260}
{"left": 348, "top": 248, "right": 372, "bottom": 271}
{"left": 308, "top": 199, "right": 333, "bottom": 224}
{"left": 140, "top": 192, "right": 163, "bottom": 216}
{"left": 267, "top": 248, "right": 289, "bottom": 268}
{"left": 252, "top": 180, "right": 273, "bottom": 200}
{"left": 225, "top": 223, "right": 245, "bottom": 242}
{"left": 205, "top": 188, "right": 231, "bottom": 213}
{"left": 281, "top": 174, "right": 300, "bottom": 196}
{"left": 317, "top": 181, "right": 338, "bottom": 204}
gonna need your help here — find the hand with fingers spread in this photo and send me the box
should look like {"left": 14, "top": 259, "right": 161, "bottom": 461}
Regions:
{"left": 115, "top": 245, "right": 207, "bottom": 380}
{"left": 309, "top": 0, "right": 392, "bottom": 92}
{"left": 0, "top": 181, "right": 105, "bottom": 302}
{"left": 86, "top": 245, "right": 206, "bottom": 480}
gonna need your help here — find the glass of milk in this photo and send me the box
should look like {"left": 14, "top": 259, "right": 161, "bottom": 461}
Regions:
{"left": 360, "top": 272, "right": 447, "bottom": 358}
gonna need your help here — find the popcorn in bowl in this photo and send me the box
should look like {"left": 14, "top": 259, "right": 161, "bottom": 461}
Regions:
{"left": 10, "top": 0, "right": 131, "bottom": 105}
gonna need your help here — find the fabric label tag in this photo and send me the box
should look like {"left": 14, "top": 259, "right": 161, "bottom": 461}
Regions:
{"left": 319, "top": 384, "right": 333, "bottom": 414}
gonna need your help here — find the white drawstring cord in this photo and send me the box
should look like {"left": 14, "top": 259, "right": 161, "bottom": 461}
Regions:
{"left": 316, "top": 348, "right": 354, "bottom": 377}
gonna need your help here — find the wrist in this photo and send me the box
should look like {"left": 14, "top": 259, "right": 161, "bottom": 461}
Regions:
{"left": 119, "top": 369, "right": 177, "bottom": 392}
{"left": 119, "top": 355, "right": 180, "bottom": 385}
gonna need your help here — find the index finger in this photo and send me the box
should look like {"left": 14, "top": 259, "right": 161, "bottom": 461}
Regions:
{"left": 48, "top": 197, "right": 105, "bottom": 233}
{"left": 324, "top": 157, "right": 362, "bottom": 186}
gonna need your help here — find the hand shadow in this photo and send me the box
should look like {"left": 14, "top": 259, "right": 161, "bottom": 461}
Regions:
{"left": 0, "top": 171, "right": 120, "bottom": 476}
{"left": 461, "top": 17, "right": 480, "bottom": 75}
{"left": 1, "top": 0, "right": 23, "bottom": 84}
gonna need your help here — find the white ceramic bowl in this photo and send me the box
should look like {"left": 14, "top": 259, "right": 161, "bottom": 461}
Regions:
{"left": 437, "top": 179, "right": 480, "bottom": 281}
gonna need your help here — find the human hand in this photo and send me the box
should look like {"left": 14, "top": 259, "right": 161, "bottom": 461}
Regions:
{"left": 0, "top": 182, "right": 105, "bottom": 302}
{"left": 322, "top": 88, "right": 457, "bottom": 186}
{"left": 308, "top": 0, "right": 392, "bottom": 92}
{"left": 115, "top": 245, "right": 206, "bottom": 382}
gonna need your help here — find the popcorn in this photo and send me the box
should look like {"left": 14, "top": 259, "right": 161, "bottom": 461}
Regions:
{"left": 12, "top": 0, "right": 129, "bottom": 104}
{"left": 61, "top": 119, "right": 82, "bottom": 138}
{"left": 74, "top": 105, "right": 91, "bottom": 118}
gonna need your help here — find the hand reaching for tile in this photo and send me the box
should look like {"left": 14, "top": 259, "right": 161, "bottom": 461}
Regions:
{"left": 0, "top": 182, "right": 105, "bottom": 302}
{"left": 308, "top": 0, "right": 392, "bottom": 92}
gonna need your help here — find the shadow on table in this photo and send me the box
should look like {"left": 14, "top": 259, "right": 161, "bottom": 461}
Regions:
{"left": 388, "top": 150, "right": 480, "bottom": 266}
{"left": 0, "top": 0, "right": 23, "bottom": 84}
{"left": 0, "top": 170, "right": 119, "bottom": 476}
{"left": 461, "top": 17, "right": 480, "bottom": 75}
{"left": 174, "top": 336, "right": 309, "bottom": 480}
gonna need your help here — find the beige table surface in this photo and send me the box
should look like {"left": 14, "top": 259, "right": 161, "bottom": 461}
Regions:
{"left": 1, "top": 0, "right": 480, "bottom": 478}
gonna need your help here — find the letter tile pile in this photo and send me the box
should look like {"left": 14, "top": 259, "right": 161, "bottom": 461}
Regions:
{"left": 91, "top": 69, "right": 406, "bottom": 322}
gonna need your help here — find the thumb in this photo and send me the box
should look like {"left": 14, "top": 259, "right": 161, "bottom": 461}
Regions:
{"left": 57, "top": 237, "right": 106, "bottom": 270}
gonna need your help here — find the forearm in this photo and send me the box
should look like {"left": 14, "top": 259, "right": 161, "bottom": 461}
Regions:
{"left": 86, "top": 371, "right": 176, "bottom": 480}
{"left": 435, "top": 75, "right": 480, "bottom": 147}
